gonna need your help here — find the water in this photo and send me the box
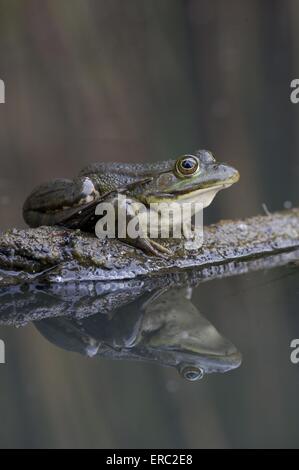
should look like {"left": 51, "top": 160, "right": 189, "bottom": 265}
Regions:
{"left": 0, "top": 262, "right": 298, "bottom": 448}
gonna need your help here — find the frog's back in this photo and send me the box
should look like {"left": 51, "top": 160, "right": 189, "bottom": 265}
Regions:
{"left": 80, "top": 160, "right": 174, "bottom": 179}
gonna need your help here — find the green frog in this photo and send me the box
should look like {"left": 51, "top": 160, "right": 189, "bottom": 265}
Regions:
{"left": 33, "top": 287, "right": 242, "bottom": 381}
{"left": 23, "top": 150, "right": 239, "bottom": 257}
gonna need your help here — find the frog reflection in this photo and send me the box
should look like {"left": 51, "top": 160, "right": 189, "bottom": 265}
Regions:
{"left": 34, "top": 287, "right": 241, "bottom": 381}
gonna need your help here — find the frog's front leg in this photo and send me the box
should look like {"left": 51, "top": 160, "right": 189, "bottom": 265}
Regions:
{"left": 118, "top": 195, "right": 173, "bottom": 257}
{"left": 95, "top": 193, "right": 173, "bottom": 258}
{"left": 132, "top": 236, "right": 173, "bottom": 258}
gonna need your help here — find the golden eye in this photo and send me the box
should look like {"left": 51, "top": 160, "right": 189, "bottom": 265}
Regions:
{"left": 175, "top": 155, "right": 200, "bottom": 177}
{"left": 179, "top": 365, "right": 204, "bottom": 381}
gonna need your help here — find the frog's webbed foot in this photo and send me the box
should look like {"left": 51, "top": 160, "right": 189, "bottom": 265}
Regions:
{"left": 130, "top": 237, "right": 173, "bottom": 258}
{"left": 182, "top": 222, "right": 204, "bottom": 252}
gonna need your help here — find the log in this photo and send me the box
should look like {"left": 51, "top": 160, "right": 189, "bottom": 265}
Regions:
{"left": 0, "top": 208, "right": 298, "bottom": 284}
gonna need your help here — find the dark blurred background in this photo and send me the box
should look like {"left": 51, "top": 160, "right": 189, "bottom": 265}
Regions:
{"left": 0, "top": 0, "right": 298, "bottom": 229}
{"left": 0, "top": 0, "right": 298, "bottom": 449}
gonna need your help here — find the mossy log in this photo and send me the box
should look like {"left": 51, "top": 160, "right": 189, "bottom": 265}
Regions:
{"left": 0, "top": 209, "right": 298, "bottom": 284}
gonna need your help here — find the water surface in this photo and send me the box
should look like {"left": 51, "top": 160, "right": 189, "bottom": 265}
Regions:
{"left": 0, "top": 263, "right": 298, "bottom": 448}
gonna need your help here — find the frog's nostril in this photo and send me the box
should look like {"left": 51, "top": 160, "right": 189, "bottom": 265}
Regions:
{"left": 222, "top": 164, "right": 238, "bottom": 173}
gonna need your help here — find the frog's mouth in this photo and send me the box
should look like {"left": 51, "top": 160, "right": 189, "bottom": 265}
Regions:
{"left": 170, "top": 169, "right": 240, "bottom": 197}
{"left": 146, "top": 182, "right": 235, "bottom": 209}
{"left": 170, "top": 180, "right": 234, "bottom": 198}
{"left": 147, "top": 173, "right": 236, "bottom": 211}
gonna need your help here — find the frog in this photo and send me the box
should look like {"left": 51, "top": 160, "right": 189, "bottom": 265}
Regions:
{"left": 23, "top": 150, "right": 239, "bottom": 257}
{"left": 33, "top": 286, "right": 242, "bottom": 381}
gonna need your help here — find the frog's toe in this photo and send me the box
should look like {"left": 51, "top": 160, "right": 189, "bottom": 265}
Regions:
{"left": 143, "top": 238, "right": 173, "bottom": 258}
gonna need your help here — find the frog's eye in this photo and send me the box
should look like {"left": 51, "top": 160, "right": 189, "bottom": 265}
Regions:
{"left": 175, "top": 155, "right": 200, "bottom": 178}
{"left": 178, "top": 365, "right": 204, "bottom": 381}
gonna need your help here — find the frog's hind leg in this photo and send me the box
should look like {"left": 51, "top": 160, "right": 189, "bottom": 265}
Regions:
{"left": 23, "top": 177, "right": 100, "bottom": 228}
